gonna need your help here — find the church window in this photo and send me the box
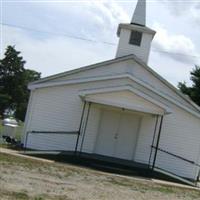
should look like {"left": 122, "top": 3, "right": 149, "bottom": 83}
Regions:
{"left": 129, "top": 31, "right": 142, "bottom": 46}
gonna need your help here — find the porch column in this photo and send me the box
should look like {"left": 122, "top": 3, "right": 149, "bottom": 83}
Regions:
{"left": 152, "top": 115, "right": 164, "bottom": 170}
{"left": 75, "top": 101, "right": 87, "bottom": 153}
{"left": 148, "top": 115, "right": 159, "bottom": 168}
{"left": 78, "top": 102, "right": 92, "bottom": 154}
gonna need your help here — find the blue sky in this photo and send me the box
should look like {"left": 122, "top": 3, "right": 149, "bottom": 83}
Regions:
{"left": 1, "top": 0, "right": 200, "bottom": 86}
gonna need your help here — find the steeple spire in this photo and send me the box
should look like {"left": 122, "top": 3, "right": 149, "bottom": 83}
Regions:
{"left": 115, "top": 0, "right": 155, "bottom": 63}
{"left": 131, "top": 0, "right": 146, "bottom": 26}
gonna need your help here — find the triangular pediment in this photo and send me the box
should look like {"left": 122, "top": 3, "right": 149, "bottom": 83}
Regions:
{"left": 80, "top": 86, "right": 168, "bottom": 115}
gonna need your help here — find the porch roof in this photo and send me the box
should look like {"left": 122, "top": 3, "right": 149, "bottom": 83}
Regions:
{"left": 79, "top": 85, "right": 171, "bottom": 115}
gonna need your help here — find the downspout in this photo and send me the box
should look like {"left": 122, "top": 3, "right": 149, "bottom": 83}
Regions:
{"left": 75, "top": 101, "right": 87, "bottom": 153}
{"left": 79, "top": 102, "right": 92, "bottom": 154}
{"left": 152, "top": 115, "right": 164, "bottom": 170}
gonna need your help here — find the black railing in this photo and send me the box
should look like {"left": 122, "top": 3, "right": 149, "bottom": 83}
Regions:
{"left": 151, "top": 146, "right": 200, "bottom": 168}
{"left": 24, "top": 130, "right": 79, "bottom": 150}
{"left": 151, "top": 145, "right": 200, "bottom": 184}
{"left": 29, "top": 131, "right": 79, "bottom": 134}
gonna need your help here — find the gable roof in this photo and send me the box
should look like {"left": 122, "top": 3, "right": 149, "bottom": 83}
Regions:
{"left": 30, "top": 54, "right": 200, "bottom": 114}
{"left": 30, "top": 55, "right": 135, "bottom": 85}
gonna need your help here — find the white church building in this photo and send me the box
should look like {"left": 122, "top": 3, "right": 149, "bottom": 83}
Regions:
{"left": 23, "top": 0, "right": 200, "bottom": 185}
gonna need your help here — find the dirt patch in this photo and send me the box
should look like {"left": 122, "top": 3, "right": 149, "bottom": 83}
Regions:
{"left": 0, "top": 152, "right": 200, "bottom": 200}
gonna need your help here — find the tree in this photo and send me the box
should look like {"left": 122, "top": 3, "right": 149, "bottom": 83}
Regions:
{"left": 178, "top": 66, "right": 200, "bottom": 106}
{"left": 15, "top": 69, "right": 41, "bottom": 120}
{"left": 0, "top": 45, "right": 41, "bottom": 121}
{"left": 0, "top": 92, "right": 11, "bottom": 117}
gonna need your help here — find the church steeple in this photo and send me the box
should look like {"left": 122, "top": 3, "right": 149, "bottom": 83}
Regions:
{"left": 131, "top": 0, "right": 146, "bottom": 26}
{"left": 115, "top": 0, "right": 156, "bottom": 64}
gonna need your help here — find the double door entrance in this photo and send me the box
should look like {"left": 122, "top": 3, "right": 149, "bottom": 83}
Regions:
{"left": 95, "top": 109, "right": 141, "bottom": 160}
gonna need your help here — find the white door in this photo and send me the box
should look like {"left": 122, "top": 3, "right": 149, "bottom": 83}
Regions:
{"left": 95, "top": 109, "right": 140, "bottom": 160}
{"left": 114, "top": 113, "right": 140, "bottom": 160}
{"left": 95, "top": 110, "right": 120, "bottom": 157}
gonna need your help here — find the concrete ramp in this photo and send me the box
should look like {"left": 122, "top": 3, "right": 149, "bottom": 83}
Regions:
{"left": 154, "top": 167, "right": 197, "bottom": 187}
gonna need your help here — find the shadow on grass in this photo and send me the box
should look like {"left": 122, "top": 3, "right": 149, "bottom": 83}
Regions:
{"left": 0, "top": 143, "right": 24, "bottom": 151}
{"left": 27, "top": 152, "right": 150, "bottom": 178}
{"left": 24, "top": 151, "right": 197, "bottom": 187}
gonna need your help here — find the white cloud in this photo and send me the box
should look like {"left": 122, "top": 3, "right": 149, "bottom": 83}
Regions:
{"left": 2, "top": 25, "right": 115, "bottom": 77}
{"left": 2, "top": 0, "right": 199, "bottom": 87}
{"left": 96, "top": 0, "right": 129, "bottom": 24}
{"left": 1, "top": 0, "right": 129, "bottom": 77}
{"left": 54, "top": 0, "right": 129, "bottom": 25}
{"left": 44, "top": 0, "right": 129, "bottom": 40}
{"left": 162, "top": 1, "right": 200, "bottom": 25}
{"left": 152, "top": 23, "right": 200, "bottom": 64}
{"left": 190, "top": 4, "right": 200, "bottom": 25}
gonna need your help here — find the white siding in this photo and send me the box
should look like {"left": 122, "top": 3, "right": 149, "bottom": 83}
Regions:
{"left": 28, "top": 87, "right": 81, "bottom": 132}
{"left": 24, "top": 75, "right": 200, "bottom": 180}
{"left": 24, "top": 79, "right": 128, "bottom": 150}
{"left": 155, "top": 105, "right": 200, "bottom": 179}
{"left": 26, "top": 133, "right": 77, "bottom": 151}
{"left": 50, "top": 61, "right": 129, "bottom": 82}
{"left": 134, "top": 103, "right": 200, "bottom": 180}
{"left": 79, "top": 104, "right": 102, "bottom": 153}
{"left": 125, "top": 60, "right": 198, "bottom": 112}
{"left": 24, "top": 85, "right": 82, "bottom": 151}
{"left": 134, "top": 115, "right": 157, "bottom": 163}
{"left": 40, "top": 59, "right": 198, "bottom": 113}
{"left": 116, "top": 29, "right": 153, "bottom": 63}
{"left": 85, "top": 90, "right": 164, "bottom": 115}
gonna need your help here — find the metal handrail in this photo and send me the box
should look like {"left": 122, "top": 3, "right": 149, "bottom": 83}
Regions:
{"left": 153, "top": 166, "right": 197, "bottom": 186}
{"left": 151, "top": 145, "right": 200, "bottom": 168}
{"left": 24, "top": 130, "right": 79, "bottom": 149}
{"left": 29, "top": 131, "right": 79, "bottom": 135}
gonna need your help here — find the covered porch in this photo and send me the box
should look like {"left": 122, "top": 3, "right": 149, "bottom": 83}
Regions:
{"left": 76, "top": 85, "right": 169, "bottom": 169}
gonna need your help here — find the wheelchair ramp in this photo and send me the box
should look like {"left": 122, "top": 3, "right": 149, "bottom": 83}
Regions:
{"left": 154, "top": 167, "right": 197, "bottom": 187}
